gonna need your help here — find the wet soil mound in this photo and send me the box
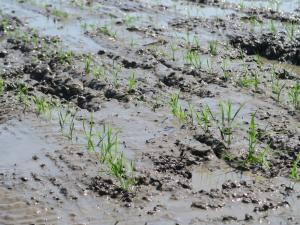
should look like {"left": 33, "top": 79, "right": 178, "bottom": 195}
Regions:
{"left": 230, "top": 33, "right": 300, "bottom": 65}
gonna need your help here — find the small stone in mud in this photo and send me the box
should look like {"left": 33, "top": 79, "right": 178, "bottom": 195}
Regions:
{"left": 222, "top": 216, "right": 237, "bottom": 222}
{"left": 32, "top": 155, "right": 39, "bottom": 160}
{"left": 244, "top": 214, "right": 253, "bottom": 221}
{"left": 191, "top": 201, "right": 207, "bottom": 210}
{"left": 0, "top": 50, "right": 8, "bottom": 58}
{"left": 20, "top": 177, "right": 28, "bottom": 182}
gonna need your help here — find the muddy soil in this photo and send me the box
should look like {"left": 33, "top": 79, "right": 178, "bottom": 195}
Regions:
{"left": 0, "top": 0, "right": 300, "bottom": 224}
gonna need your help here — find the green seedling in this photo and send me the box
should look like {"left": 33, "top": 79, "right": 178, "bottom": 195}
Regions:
{"left": 58, "top": 106, "right": 71, "bottom": 133}
{"left": 288, "top": 81, "right": 299, "bottom": 110}
{"left": 271, "top": 74, "right": 286, "bottom": 102}
{"left": 169, "top": 93, "right": 187, "bottom": 123}
{"left": 206, "top": 59, "right": 213, "bottom": 74}
{"left": 112, "top": 65, "right": 121, "bottom": 88}
{"left": 84, "top": 54, "right": 93, "bottom": 75}
{"left": 221, "top": 58, "right": 231, "bottom": 81}
{"left": 255, "top": 54, "right": 263, "bottom": 71}
{"left": 245, "top": 113, "right": 269, "bottom": 168}
{"left": 98, "top": 25, "right": 116, "bottom": 39}
{"left": 188, "top": 102, "right": 194, "bottom": 125}
{"left": 97, "top": 125, "right": 119, "bottom": 162}
{"left": 269, "top": 20, "right": 277, "bottom": 36}
{"left": 83, "top": 113, "right": 95, "bottom": 151}
{"left": 92, "top": 65, "right": 106, "bottom": 79}
{"left": 68, "top": 109, "right": 77, "bottom": 141}
{"left": 32, "top": 96, "right": 52, "bottom": 117}
{"left": 248, "top": 15, "right": 257, "bottom": 32}
{"left": 290, "top": 152, "right": 300, "bottom": 180}
{"left": 170, "top": 43, "right": 179, "bottom": 61}
{"left": 52, "top": 8, "right": 68, "bottom": 20}
{"left": 285, "top": 22, "right": 296, "bottom": 41}
{"left": 17, "top": 83, "right": 30, "bottom": 111}
{"left": 195, "top": 105, "right": 211, "bottom": 133}
{"left": 209, "top": 100, "right": 244, "bottom": 146}
{"left": 124, "top": 14, "right": 135, "bottom": 27}
{"left": 239, "top": 0, "right": 244, "bottom": 11}
{"left": 185, "top": 50, "right": 201, "bottom": 69}
{"left": 0, "top": 78, "right": 4, "bottom": 94}
{"left": 208, "top": 40, "right": 218, "bottom": 56}
{"left": 128, "top": 73, "right": 137, "bottom": 92}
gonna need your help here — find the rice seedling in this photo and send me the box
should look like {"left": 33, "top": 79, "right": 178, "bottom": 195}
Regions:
{"left": 246, "top": 113, "right": 257, "bottom": 161}
{"left": 32, "top": 96, "right": 52, "bottom": 117}
{"left": 185, "top": 50, "right": 201, "bottom": 69}
{"left": 112, "top": 65, "right": 121, "bottom": 88}
{"left": 106, "top": 152, "right": 136, "bottom": 190}
{"left": 52, "top": 8, "right": 68, "bottom": 21}
{"left": 208, "top": 40, "right": 218, "bottom": 56}
{"left": 58, "top": 106, "right": 71, "bottom": 133}
{"left": 170, "top": 43, "right": 179, "bottom": 61}
{"left": 208, "top": 100, "right": 244, "bottom": 146}
{"left": 288, "top": 81, "right": 299, "bottom": 110}
{"left": 269, "top": 20, "right": 277, "bottom": 36}
{"left": 237, "top": 72, "right": 254, "bottom": 88}
{"left": 68, "top": 109, "right": 77, "bottom": 141}
{"left": 84, "top": 54, "right": 92, "bottom": 75}
{"left": 271, "top": 74, "right": 286, "bottom": 102}
{"left": 97, "top": 124, "right": 119, "bottom": 163}
{"left": 206, "top": 59, "right": 213, "bottom": 74}
{"left": 169, "top": 92, "right": 187, "bottom": 123}
{"left": 0, "top": 19, "right": 10, "bottom": 34}
{"left": 239, "top": 0, "right": 244, "bottom": 11}
{"left": 0, "top": 78, "right": 4, "bottom": 94}
{"left": 285, "top": 22, "right": 296, "bottom": 41}
{"left": 192, "top": 36, "right": 201, "bottom": 49}
{"left": 96, "top": 125, "right": 135, "bottom": 190}
{"left": 128, "top": 73, "right": 137, "bottom": 92}
{"left": 92, "top": 65, "right": 106, "bottom": 79}
{"left": 83, "top": 113, "right": 95, "bottom": 151}
{"left": 255, "top": 54, "right": 263, "bottom": 71}
{"left": 248, "top": 15, "right": 257, "bottom": 32}
{"left": 290, "top": 152, "right": 300, "bottom": 180}
{"left": 124, "top": 14, "right": 135, "bottom": 27}
{"left": 244, "top": 113, "right": 269, "bottom": 168}
{"left": 98, "top": 25, "right": 116, "bottom": 39}
{"left": 221, "top": 58, "right": 231, "bottom": 81}
{"left": 188, "top": 102, "right": 194, "bottom": 125}
{"left": 17, "top": 83, "right": 30, "bottom": 110}
{"left": 195, "top": 105, "right": 211, "bottom": 133}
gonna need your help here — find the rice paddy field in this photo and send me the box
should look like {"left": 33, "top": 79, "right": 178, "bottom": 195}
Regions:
{"left": 0, "top": 0, "right": 300, "bottom": 224}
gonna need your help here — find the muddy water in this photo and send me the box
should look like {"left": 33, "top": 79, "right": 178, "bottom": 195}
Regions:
{"left": 1, "top": 0, "right": 300, "bottom": 224}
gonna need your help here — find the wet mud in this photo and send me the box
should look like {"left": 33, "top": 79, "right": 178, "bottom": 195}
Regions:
{"left": 0, "top": 0, "right": 300, "bottom": 224}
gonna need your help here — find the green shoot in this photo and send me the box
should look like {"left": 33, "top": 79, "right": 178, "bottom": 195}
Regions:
{"left": 288, "top": 81, "right": 299, "bottom": 110}
{"left": 185, "top": 50, "right": 201, "bottom": 69}
{"left": 290, "top": 152, "right": 300, "bottom": 180}
{"left": 0, "top": 78, "right": 4, "bottom": 94}
{"left": 84, "top": 54, "right": 92, "bottom": 75}
{"left": 208, "top": 40, "right": 218, "bottom": 56}
{"left": 128, "top": 73, "right": 137, "bottom": 92}
{"left": 195, "top": 105, "right": 211, "bottom": 133}
{"left": 169, "top": 93, "right": 186, "bottom": 123}
{"left": 285, "top": 22, "right": 296, "bottom": 42}
{"left": 209, "top": 100, "right": 244, "bottom": 146}
{"left": 83, "top": 113, "right": 95, "bottom": 151}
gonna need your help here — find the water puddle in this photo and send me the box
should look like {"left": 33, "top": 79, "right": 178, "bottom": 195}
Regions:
{"left": 1, "top": 0, "right": 102, "bottom": 53}
{"left": 0, "top": 119, "right": 57, "bottom": 173}
{"left": 0, "top": 187, "right": 58, "bottom": 225}
{"left": 192, "top": 162, "right": 254, "bottom": 191}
